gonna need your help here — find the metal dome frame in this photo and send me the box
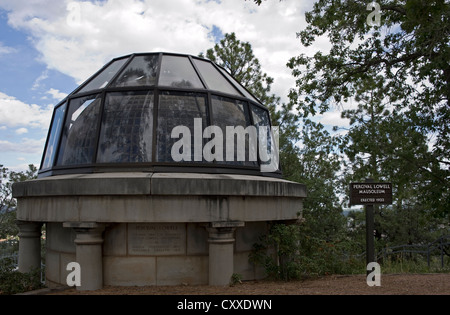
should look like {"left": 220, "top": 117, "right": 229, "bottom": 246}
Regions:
{"left": 38, "top": 52, "right": 281, "bottom": 178}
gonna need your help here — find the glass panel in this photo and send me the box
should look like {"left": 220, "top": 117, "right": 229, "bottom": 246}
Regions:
{"left": 251, "top": 104, "right": 270, "bottom": 126}
{"left": 193, "top": 59, "right": 240, "bottom": 96}
{"left": 78, "top": 58, "right": 128, "bottom": 93}
{"left": 211, "top": 95, "right": 257, "bottom": 166}
{"left": 41, "top": 102, "right": 67, "bottom": 169}
{"left": 57, "top": 94, "right": 102, "bottom": 166}
{"left": 159, "top": 55, "right": 204, "bottom": 89}
{"left": 218, "top": 67, "right": 259, "bottom": 102}
{"left": 157, "top": 92, "right": 208, "bottom": 162}
{"left": 110, "top": 55, "right": 158, "bottom": 87}
{"left": 97, "top": 91, "right": 154, "bottom": 163}
{"left": 251, "top": 104, "right": 279, "bottom": 172}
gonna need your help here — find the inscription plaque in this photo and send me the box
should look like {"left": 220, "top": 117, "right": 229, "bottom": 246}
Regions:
{"left": 128, "top": 223, "right": 186, "bottom": 255}
{"left": 350, "top": 182, "right": 393, "bottom": 205}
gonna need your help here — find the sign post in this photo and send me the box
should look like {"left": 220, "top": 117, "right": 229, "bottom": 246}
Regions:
{"left": 350, "top": 179, "right": 392, "bottom": 274}
{"left": 365, "top": 180, "right": 375, "bottom": 270}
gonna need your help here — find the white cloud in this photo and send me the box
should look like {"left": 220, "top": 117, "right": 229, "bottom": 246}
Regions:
{"left": 32, "top": 70, "right": 49, "bottom": 90}
{"left": 19, "top": 0, "right": 218, "bottom": 84}
{"left": 46, "top": 88, "right": 68, "bottom": 101}
{"left": 0, "top": 91, "right": 53, "bottom": 129}
{"left": 319, "top": 111, "right": 350, "bottom": 128}
{"left": 0, "top": 42, "right": 17, "bottom": 55}
{"left": 15, "top": 127, "right": 28, "bottom": 135}
{"left": 0, "top": 137, "right": 45, "bottom": 154}
{"left": 0, "top": 0, "right": 325, "bottom": 102}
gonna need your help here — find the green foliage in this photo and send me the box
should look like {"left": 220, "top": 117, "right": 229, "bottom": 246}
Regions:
{"left": 199, "top": 32, "right": 277, "bottom": 107}
{"left": 0, "top": 164, "right": 38, "bottom": 239}
{"left": 294, "top": 119, "right": 343, "bottom": 212}
{"left": 202, "top": 19, "right": 449, "bottom": 279}
{"left": 250, "top": 223, "right": 302, "bottom": 280}
{"left": 0, "top": 258, "right": 44, "bottom": 295}
{"left": 0, "top": 164, "right": 45, "bottom": 294}
{"left": 250, "top": 223, "right": 365, "bottom": 280}
{"left": 229, "top": 273, "right": 243, "bottom": 286}
{"left": 388, "top": 255, "right": 450, "bottom": 273}
{"left": 288, "top": 0, "right": 449, "bottom": 219}
{"left": 251, "top": 219, "right": 448, "bottom": 280}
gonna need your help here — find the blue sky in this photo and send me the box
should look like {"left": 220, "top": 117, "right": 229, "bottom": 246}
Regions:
{"left": 0, "top": 4, "right": 78, "bottom": 171}
{"left": 0, "top": 0, "right": 340, "bottom": 172}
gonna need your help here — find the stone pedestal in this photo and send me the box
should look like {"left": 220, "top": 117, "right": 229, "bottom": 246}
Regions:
{"left": 64, "top": 222, "right": 105, "bottom": 291}
{"left": 13, "top": 173, "right": 306, "bottom": 288}
{"left": 207, "top": 222, "right": 244, "bottom": 286}
{"left": 17, "top": 221, "right": 42, "bottom": 273}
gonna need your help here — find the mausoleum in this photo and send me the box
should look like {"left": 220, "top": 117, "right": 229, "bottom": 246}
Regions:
{"left": 13, "top": 52, "right": 306, "bottom": 290}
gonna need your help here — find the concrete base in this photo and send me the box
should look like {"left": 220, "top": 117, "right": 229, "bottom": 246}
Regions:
{"left": 13, "top": 173, "right": 306, "bottom": 289}
{"left": 45, "top": 221, "right": 270, "bottom": 286}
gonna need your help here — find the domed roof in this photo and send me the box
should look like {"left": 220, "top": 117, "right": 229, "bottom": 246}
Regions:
{"left": 38, "top": 52, "right": 280, "bottom": 178}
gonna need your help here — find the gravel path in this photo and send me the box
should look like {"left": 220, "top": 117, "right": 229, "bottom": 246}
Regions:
{"left": 47, "top": 273, "right": 450, "bottom": 295}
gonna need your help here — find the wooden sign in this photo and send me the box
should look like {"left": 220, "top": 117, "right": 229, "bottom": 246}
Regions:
{"left": 350, "top": 182, "right": 392, "bottom": 205}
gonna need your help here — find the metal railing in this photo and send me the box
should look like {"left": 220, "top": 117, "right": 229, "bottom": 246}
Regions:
{"left": 378, "top": 235, "right": 450, "bottom": 269}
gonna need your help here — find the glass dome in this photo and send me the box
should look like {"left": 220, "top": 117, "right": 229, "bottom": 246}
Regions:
{"left": 38, "top": 52, "right": 280, "bottom": 178}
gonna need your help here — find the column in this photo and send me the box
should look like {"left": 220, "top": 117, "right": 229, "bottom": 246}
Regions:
{"left": 17, "top": 221, "right": 42, "bottom": 273}
{"left": 206, "top": 221, "right": 244, "bottom": 286}
{"left": 63, "top": 222, "right": 105, "bottom": 291}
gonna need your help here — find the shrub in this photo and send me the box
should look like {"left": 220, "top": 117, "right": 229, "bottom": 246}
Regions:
{"left": 250, "top": 223, "right": 302, "bottom": 280}
{"left": 250, "top": 223, "right": 364, "bottom": 280}
{"left": 0, "top": 257, "right": 44, "bottom": 295}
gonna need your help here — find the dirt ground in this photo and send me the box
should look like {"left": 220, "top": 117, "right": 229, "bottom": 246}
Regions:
{"left": 46, "top": 273, "right": 450, "bottom": 295}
